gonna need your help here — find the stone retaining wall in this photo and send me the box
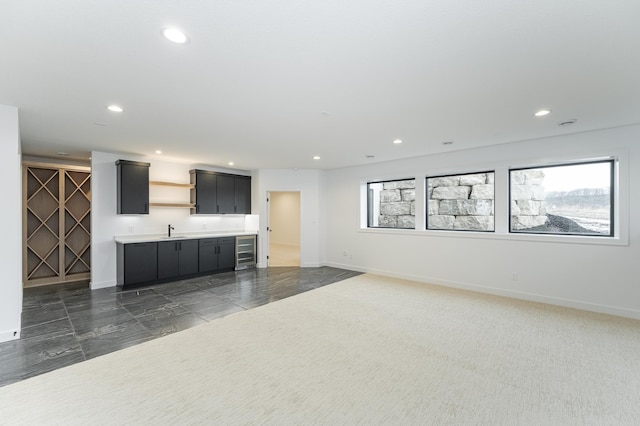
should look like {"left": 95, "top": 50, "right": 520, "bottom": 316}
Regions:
{"left": 378, "top": 180, "right": 415, "bottom": 228}
{"left": 427, "top": 173, "right": 495, "bottom": 231}
{"left": 510, "top": 170, "right": 547, "bottom": 229}
{"left": 374, "top": 170, "right": 548, "bottom": 231}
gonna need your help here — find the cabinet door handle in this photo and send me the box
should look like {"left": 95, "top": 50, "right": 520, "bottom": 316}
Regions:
{"left": 144, "top": 202, "right": 148, "bottom": 213}
{"left": 196, "top": 204, "right": 200, "bottom": 213}
{"left": 217, "top": 205, "right": 220, "bottom": 213}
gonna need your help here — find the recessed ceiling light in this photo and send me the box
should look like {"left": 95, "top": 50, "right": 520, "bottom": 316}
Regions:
{"left": 57, "top": 152, "right": 68, "bottom": 156}
{"left": 93, "top": 121, "right": 108, "bottom": 126}
{"left": 107, "top": 105, "right": 123, "bottom": 113}
{"left": 313, "top": 156, "right": 321, "bottom": 160}
{"left": 365, "top": 155, "right": 375, "bottom": 158}
{"left": 228, "top": 162, "right": 234, "bottom": 166}
{"left": 534, "top": 109, "right": 551, "bottom": 117}
{"left": 162, "top": 27, "right": 189, "bottom": 44}
{"left": 442, "top": 141, "right": 454, "bottom": 145}
{"left": 155, "top": 150, "right": 162, "bottom": 154}
{"left": 393, "top": 139, "right": 403, "bottom": 144}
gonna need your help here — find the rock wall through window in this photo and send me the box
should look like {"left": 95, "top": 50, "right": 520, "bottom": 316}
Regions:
{"left": 427, "top": 172, "right": 495, "bottom": 231}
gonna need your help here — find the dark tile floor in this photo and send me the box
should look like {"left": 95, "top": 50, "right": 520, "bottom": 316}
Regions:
{"left": 0, "top": 266, "right": 361, "bottom": 388}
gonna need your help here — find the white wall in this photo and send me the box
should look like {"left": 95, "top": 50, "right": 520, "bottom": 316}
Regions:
{"left": 322, "top": 125, "right": 640, "bottom": 319}
{"left": 255, "top": 169, "right": 321, "bottom": 267}
{"left": 269, "top": 192, "right": 301, "bottom": 246}
{"left": 91, "top": 151, "right": 252, "bottom": 289}
{"left": 0, "top": 105, "right": 22, "bottom": 342}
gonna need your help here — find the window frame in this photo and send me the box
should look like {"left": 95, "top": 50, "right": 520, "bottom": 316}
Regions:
{"left": 508, "top": 159, "right": 615, "bottom": 237}
{"left": 358, "top": 151, "right": 626, "bottom": 247}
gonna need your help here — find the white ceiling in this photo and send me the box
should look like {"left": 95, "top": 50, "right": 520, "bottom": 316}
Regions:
{"left": 2, "top": 0, "right": 639, "bottom": 170}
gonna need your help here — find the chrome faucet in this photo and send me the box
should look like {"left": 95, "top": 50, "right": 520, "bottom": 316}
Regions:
{"left": 168, "top": 224, "right": 175, "bottom": 237}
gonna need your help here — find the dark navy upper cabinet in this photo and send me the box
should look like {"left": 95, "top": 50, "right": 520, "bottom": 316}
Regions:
{"left": 190, "top": 170, "right": 251, "bottom": 215}
{"left": 234, "top": 176, "right": 251, "bottom": 214}
{"left": 116, "top": 160, "right": 150, "bottom": 214}
{"left": 216, "top": 174, "right": 236, "bottom": 214}
{"left": 190, "top": 170, "right": 218, "bottom": 214}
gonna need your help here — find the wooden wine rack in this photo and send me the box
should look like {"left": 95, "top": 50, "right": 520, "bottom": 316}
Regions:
{"left": 23, "top": 163, "right": 91, "bottom": 288}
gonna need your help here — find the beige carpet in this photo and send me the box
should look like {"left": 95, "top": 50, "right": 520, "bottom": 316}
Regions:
{"left": 2, "top": 274, "right": 640, "bottom": 425}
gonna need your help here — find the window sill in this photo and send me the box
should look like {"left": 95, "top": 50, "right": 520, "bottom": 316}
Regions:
{"left": 358, "top": 227, "right": 628, "bottom": 247}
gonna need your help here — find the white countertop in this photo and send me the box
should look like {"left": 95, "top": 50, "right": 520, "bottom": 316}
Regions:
{"left": 114, "top": 231, "right": 258, "bottom": 244}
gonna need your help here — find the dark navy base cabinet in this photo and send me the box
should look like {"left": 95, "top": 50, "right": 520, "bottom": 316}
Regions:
{"left": 117, "top": 242, "right": 158, "bottom": 285}
{"left": 157, "top": 240, "right": 199, "bottom": 280}
{"left": 199, "top": 237, "right": 235, "bottom": 273}
{"left": 117, "top": 235, "right": 251, "bottom": 287}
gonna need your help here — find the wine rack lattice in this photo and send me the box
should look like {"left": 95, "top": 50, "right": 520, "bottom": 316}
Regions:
{"left": 24, "top": 165, "right": 91, "bottom": 287}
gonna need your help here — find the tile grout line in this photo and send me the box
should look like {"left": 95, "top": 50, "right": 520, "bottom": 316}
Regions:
{"left": 57, "top": 289, "right": 87, "bottom": 361}
{"left": 161, "top": 288, "right": 245, "bottom": 323}
{"left": 117, "top": 288, "right": 174, "bottom": 338}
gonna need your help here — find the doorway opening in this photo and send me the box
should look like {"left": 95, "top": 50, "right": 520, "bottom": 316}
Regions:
{"left": 267, "top": 191, "right": 300, "bottom": 267}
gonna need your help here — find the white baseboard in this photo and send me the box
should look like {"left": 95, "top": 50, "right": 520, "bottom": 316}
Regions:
{"left": 323, "top": 261, "right": 640, "bottom": 320}
{"left": 0, "top": 329, "right": 20, "bottom": 343}
{"left": 90, "top": 280, "right": 117, "bottom": 290}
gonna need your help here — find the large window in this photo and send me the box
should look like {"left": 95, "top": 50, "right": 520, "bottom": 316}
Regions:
{"left": 367, "top": 178, "right": 415, "bottom": 229}
{"left": 426, "top": 171, "right": 495, "bottom": 231}
{"left": 510, "top": 160, "right": 614, "bottom": 236}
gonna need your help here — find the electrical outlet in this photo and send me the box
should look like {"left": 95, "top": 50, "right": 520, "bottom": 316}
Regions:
{"left": 202, "top": 223, "right": 207, "bottom": 230}
{"left": 342, "top": 250, "right": 348, "bottom": 257}
{"left": 512, "top": 273, "right": 518, "bottom": 281}
{"left": 128, "top": 225, "right": 134, "bottom": 233}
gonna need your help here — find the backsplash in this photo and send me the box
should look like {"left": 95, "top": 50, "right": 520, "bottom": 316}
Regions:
{"left": 118, "top": 209, "right": 249, "bottom": 237}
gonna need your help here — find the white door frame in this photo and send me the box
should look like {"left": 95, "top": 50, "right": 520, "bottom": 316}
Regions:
{"left": 266, "top": 191, "right": 271, "bottom": 267}
{"left": 265, "top": 189, "right": 301, "bottom": 267}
